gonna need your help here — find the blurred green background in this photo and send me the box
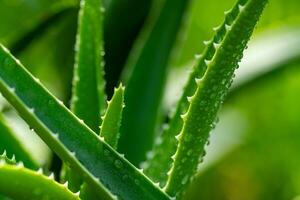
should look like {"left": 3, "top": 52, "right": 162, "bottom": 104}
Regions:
{"left": 0, "top": 0, "right": 300, "bottom": 199}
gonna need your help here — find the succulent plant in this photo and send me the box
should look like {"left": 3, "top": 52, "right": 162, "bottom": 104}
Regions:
{"left": 0, "top": 0, "right": 267, "bottom": 199}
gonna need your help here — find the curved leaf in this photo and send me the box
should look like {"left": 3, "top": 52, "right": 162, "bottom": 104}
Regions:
{"left": 144, "top": 0, "right": 254, "bottom": 186}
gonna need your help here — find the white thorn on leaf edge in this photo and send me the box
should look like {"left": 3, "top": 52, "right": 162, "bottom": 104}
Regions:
{"left": 48, "top": 173, "right": 54, "bottom": 180}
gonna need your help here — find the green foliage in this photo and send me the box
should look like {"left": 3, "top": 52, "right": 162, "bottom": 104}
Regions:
{"left": 0, "top": 0, "right": 274, "bottom": 199}
{"left": 144, "top": 0, "right": 267, "bottom": 191}
{"left": 0, "top": 44, "right": 170, "bottom": 200}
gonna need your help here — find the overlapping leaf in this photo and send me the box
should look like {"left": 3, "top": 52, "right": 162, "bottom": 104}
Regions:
{"left": 0, "top": 44, "right": 170, "bottom": 200}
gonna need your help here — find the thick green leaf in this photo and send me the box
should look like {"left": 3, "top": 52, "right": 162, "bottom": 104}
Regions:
{"left": 0, "top": 45, "right": 170, "bottom": 200}
{"left": 0, "top": 112, "right": 38, "bottom": 169}
{"left": 160, "top": 0, "right": 267, "bottom": 198}
{"left": 144, "top": 2, "right": 250, "bottom": 187}
{"left": 119, "top": 0, "right": 191, "bottom": 165}
{"left": 0, "top": 164, "right": 79, "bottom": 200}
{"left": 100, "top": 84, "right": 125, "bottom": 149}
{"left": 71, "top": 0, "right": 106, "bottom": 133}
{"left": 184, "top": 59, "right": 300, "bottom": 200}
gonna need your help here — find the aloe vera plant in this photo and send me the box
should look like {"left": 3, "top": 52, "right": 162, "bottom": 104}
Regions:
{"left": 0, "top": 0, "right": 268, "bottom": 199}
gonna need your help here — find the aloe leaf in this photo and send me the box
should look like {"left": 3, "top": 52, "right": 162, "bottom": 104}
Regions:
{"left": 71, "top": 0, "right": 106, "bottom": 133}
{"left": 146, "top": 28, "right": 300, "bottom": 189}
{"left": 143, "top": 60, "right": 206, "bottom": 186}
{"left": 0, "top": 45, "right": 170, "bottom": 200}
{"left": 119, "top": 0, "right": 191, "bottom": 165}
{"left": 144, "top": 3, "right": 240, "bottom": 187}
{"left": 100, "top": 84, "right": 125, "bottom": 149}
{"left": 0, "top": 164, "right": 80, "bottom": 199}
{"left": 81, "top": 83, "right": 124, "bottom": 199}
{"left": 0, "top": 113, "right": 38, "bottom": 169}
{"left": 67, "top": 0, "right": 106, "bottom": 192}
{"left": 162, "top": 0, "right": 267, "bottom": 198}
